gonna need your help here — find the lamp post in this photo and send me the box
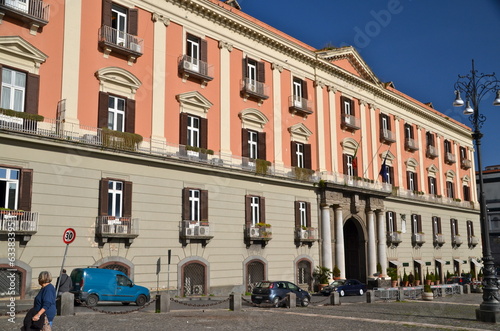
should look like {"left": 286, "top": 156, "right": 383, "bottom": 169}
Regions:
{"left": 453, "top": 59, "right": 500, "bottom": 323}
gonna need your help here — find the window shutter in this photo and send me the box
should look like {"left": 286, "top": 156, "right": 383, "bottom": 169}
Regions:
{"left": 414, "top": 173, "right": 418, "bottom": 191}
{"left": 417, "top": 215, "right": 422, "bottom": 233}
{"left": 340, "top": 96, "right": 346, "bottom": 114}
{"left": 294, "top": 201, "right": 300, "bottom": 228}
{"left": 245, "top": 195, "right": 251, "bottom": 226}
{"left": 393, "top": 212, "right": 398, "bottom": 231}
{"left": 0, "top": 65, "right": 3, "bottom": 95}
{"left": 25, "top": 73, "right": 40, "bottom": 115}
{"left": 406, "top": 171, "right": 411, "bottom": 190}
{"left": 125, "top": 98, "right": 135, "bottom": 133}
{"left": 350, "top": 99, "right": 355, "bottom": 116}
{"left": 437, "top": 217, "right": 442, "bottom": 234}
{"left": 304, "top": 144, "right": 312, "bottom": 169}
{"left": 386, "top": 212, "right": 390, "bottom": 231}
{"left": 302, "top": 80, "right": 308, "bottom": 99}
{"left": 243, "top": 57, "right": 248, "bottom": 79}
{"left": 379, "top": 114, "right": 384, "bottom": 132}
{"left": 123, "top": 181, "right": 133, "bottom": 217}
{"left": 18, "top": 169, "right": 33, "bottom": 212}
{"left": 201, "top": 189, "right": 208, "bottom": 221}
{"left": 99, "top": 178, "right": 109, "bottom": 216}
{"left": 389, "top": 167, "right": 394, "bottom": 184}
{"left": 257, "top": 61, "right": 265, "bottom": 83}
{"left": 343, "top": 154, "right": 348, "bottom": 175}
{"left": 200, "top": 117, "right": 208, "bottom": 149}
{"left": 102, "top": 0, "right": 112, "bottom": 26}
{"left": 180, "top": 113, "right": 188, "bottom": 145}
{"left": 353, "top": 157, "right": 358, "bottom": 177}
{"left": 291, "top": 142, "right": 298, "bottom": 167}
{"left": 258, "top": 132, "right": 266, "bottom": 160}
{"left": 128, "top": 8, "right": 138, "bottom": 36}
{"left": 306, "top": 202, "right": 311, "bottom": 227}
{"left": 260, "top": 196, "right": 266, "bottom": 223}
{"left": 182, "top": 188, "right": 190, "bottom": 220}
{"left": 241, "top": 128, "right": 249, "bottom": 158}
{"left": 200, "top": 39, "right": 208, "bottom": 63}
{"left": 386, "top": 115, "right": 391, "bottom": 130}
{"left": 98, "top": 91, "right": 109, "bottom": 129}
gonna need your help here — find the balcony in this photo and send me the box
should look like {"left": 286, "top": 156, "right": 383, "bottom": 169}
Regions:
{"left": 405, "top": 138, "right": 419, "bottom": 151}
{"left": 426, "top": 145, "right": 438, "bottom": 158}
{"left": 411, "top": 233, "right": 425, "bottom": 247}
{"left": 433, "top": 234, "right": 445, "bottom": 247}
{"left": 469, "top": 236, "right": 479, "bottom": 248}
{"left": 289, "top": 95, "right": 313, "bottom": 117}
{"left": 98, "top": 25, "right": 143, "bottom": 63}
{"left": 341, "top": 114, "right": 361, "bottom": 131}
{"left": 295, "top": 227, "right": 317, "bottom": 246}
{"left": 0, "top": 0, "right": 49, "bottom": 34}
{"left": 180, "top": 220, "right": 214, "bottom": 247}
{"left": 452, "top": 234, "right": 462, "bottom": 247}
{"left": 241, "top": 78, "right": 269, "bottom": 104}
{"left": 445, "top": 152, "right": 456, "bottom": 164}
{"left": 0, "top": 210, "right": 38, "bottom": 244}
{"left": 380, "top": 129, "right": 396, "bottom": 144}
{"left": 461, "top": 159, "right": 472, "bottom": 170}
{"left": 387, "top": 231, "right": 402, "bottom": 246}
{"left": 96, "top": 216, "right": 139, "bottom": 246}
{"left": 245, "top": 223, "right": 272, "bottom": 247}
{"left": 178, "top": 55, "right": 214, "bottom": 86}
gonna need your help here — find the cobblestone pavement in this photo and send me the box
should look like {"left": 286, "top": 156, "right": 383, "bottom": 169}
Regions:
{"left": 1, "top": 293, "right": 498, "bottom": 331}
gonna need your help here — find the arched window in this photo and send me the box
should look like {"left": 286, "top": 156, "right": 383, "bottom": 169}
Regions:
{"left": 296, "top": 259, "right": 312, "bottom": 291}
{"left": 182, "top": 262, "right": 206, "bottom": 296}
{"left": 246, "top": 260, "right": 265, "bottom": 292}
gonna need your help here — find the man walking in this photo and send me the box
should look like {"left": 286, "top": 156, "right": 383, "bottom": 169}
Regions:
{"left": 56, "top": 269, "right": 72, "bottom": 296}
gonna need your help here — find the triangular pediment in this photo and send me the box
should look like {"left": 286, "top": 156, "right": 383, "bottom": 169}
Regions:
{"left": 316, "top": 46, "right": 380, "bottom": 85}
{"left": 0, "top": 36, "right": 47, "bottom": 66}
{"left": 288, "top": 123, "right": 313, "bottom": 142}
{"left": 427, "top": 164, "right": 439, "bottom": 174}
{"left": 176, "top": 91, "right": 213, "bottom": 113}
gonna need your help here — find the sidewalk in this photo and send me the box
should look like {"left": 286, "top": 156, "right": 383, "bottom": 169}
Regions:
{"left": 1, "top": 293, "right": 498, "bottom": 330}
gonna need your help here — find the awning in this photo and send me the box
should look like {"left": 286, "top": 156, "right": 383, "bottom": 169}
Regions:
{"left": 435, "top": 259, "right": 445, "bottom": 265}
{"left": 454, "top": 258, "right": 462, "bottom": 263}
{"left": 414, "top": 259, "right": 424, "bottom": 265}
{"left": 389, "top": 260, "right": 401, "bottom": 266}
{"left": 471, "top": 258, "right": 482, "bottom": 267}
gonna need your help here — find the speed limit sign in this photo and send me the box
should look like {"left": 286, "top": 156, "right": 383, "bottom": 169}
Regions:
{"left": 63, "top": 228, "right": 76, "bottom": 244}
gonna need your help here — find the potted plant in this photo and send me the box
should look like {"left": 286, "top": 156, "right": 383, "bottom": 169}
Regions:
{"left": 425, "top": 270, "right": 432, "bottom": 285}
{"left": 332, "top": 265, "right": 341, "bottom": 280}
{"left": 313, "top": 266, "right": 332, "bottom": 291}
{"left": 387, "top": 267, "right": 398, "bottom": 287}
{"left": 402, "top": 269, "right": 409, "bottom": 287}
{"left": 422, "top": 284, "right": 433, "bottom": 301}
{"left": 414, "top": 270, "right": 420, "bottom": 286}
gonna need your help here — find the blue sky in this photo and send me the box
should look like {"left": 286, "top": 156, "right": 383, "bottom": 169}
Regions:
{"left": 231, "top": 0, "right": 500, "bottom": 169}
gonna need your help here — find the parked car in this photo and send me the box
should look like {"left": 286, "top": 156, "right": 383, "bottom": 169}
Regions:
{"left": 446, "top": 276, "right": 471, "bottom": 285}
{"left": 320, "top": 279, "right": 366, "bottom": 297}
{"left": 251, "top": 281, "right": 311, "bottom": 307}
{"left": 70, "top": 268, "right": 150, "bottom": 307}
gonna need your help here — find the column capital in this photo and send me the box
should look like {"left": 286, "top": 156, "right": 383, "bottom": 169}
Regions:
{"left": 358, "top": 99, "right": 368, "bottom": 107}
{"left": 152, "top": 13, "right": 170, "bottom": 26}
{"left": 271, "top": 63, "right": 284, "bottom": 72}
{"left": 327, "top": 85, "right": 337, "bottom": 93}
{"left": 314, "top": 80, "right": 326, "bottom": 88}
{"left": 218, "top": 40, "right": 234, "bottom": 52}
{"left": 394, "top": 115, "right": 401, "bottom": 121}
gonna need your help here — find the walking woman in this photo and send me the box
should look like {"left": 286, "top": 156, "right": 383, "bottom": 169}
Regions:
{"left": 32, "top": 271, "right": 56, "bottom": 328}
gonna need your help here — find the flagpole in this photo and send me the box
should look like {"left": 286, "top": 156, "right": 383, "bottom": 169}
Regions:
{"left": 362, "top": 142, "right": 385, "bottom": 178}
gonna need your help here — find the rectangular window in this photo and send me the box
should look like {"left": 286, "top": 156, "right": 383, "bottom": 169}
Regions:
{"left": 0, "top": 167, "right": 20, "bottom": 210}
{"left": 426, "top": 132, "right": 435, "bottom": 147}
{"left": 250, "top": 196, "right": 260, "bottom": 225}
{"left": 411, "top": 214, "right": 422, "bottom": 233}
{"left": 381, "top": 114, "right": 389, "bottom": 131}
{"left": 296, "top": 143, "right": 305, "bottom": 168}
{"left": 405, "top": 123, "right": 414, "bottom": 139}
{"left": 450, "top": 218, "right": 459, "bottom": 236}
{"left": 111, "top": 4, "right": 128, "bottom": 45}
{"left": 1, "top": 68, "right": 26, "bottom": 112}
{"left": 6, "top": 0, "right": 29, "bottom": 12}
{"left": 386, "top": 211, "right": 396, "bottom": 233}
{"left": 247, "top": 59, "right": 257, "bottom": 85}
{"left": 187, "top": 115, "right": 200, "bottom": 147}
{"left": 293, "top": 77, "right": 303, "bottom": 107}
{"left": 432, "top": 216, "right": 442, "bottom": 236}
{"left": 108, "top": 95, "right": 125, "bottom": 131}
{"left": 186, "top": 34, "right": 200, "bottom": 71}
{"left": 463, "top": 185, "right": 470, "bottom": 201}
{"left": 248, "top": 130, "right": 258, "bottom": 159}
{"left": 343, "top": 98, "right": 352, "bottom": 115}
{"left": 381, "top": 165, "right": 393, "bottom": 184}
{"left": 444, "top": 140, "right": 452, "bottom": 154}
{"left": 408, "top": 171, "right": 417, "bottom": 191}
{"left": 467, "top": 220, "right": 474, "bottom": 240}
{"left": 428, "top": 176, "right": 437, "bottom": 195}
{"left": 189, "top": 189, "right": 200, "bottom": 221}
{"left": 298, "top": 202, "right": 307, "bottom": 227}
{"left": 446, "top": 181, "right": 454, "bottom": 198}
{"left": 107, "top": 180, "right": 123, "bottom": 217}
{"left": 346, "top": 155, "right": 354, "bottom": 176}
{"left": 460, "top": 147, "right": 467, "bottom": 161}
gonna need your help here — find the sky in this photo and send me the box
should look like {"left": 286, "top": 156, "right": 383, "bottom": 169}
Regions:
{"left": 229, "top": 0, "right": 500, "bottom": 169}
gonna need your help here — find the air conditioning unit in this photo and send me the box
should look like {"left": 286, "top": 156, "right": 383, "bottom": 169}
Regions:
{"left": 247, "top": 84, "right": 257, "bottom": 92}
{"left": 185, "top": 227, "right": 194, "bottom": 236}
{"left": 183, "top": 61, "right": 194, "bottom": 70}
{"left": 193, "top": 285, "right": 204, "bottom": 295}
{"left": 300, "top": 230, "right": 308, "bottom": 239}
{"left": 130, "top": 42, "right": 141, "bottom": 53}
{"left": 198, "top": 226, "right": 210, "bottom": 236}
{"left": 250, "top": 228, "right": 260, "bottom": 238}
{"left": 116, "top": 225, "right": 128, "bottom": 234}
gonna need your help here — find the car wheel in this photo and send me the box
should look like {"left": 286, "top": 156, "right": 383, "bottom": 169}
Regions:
{"left": 136, "top": 294, "right": 147, "bottom": 306}
{"left": 301, "top": 297, "right": 310, "bottom": 307}
{"left": 339, "top": 290, "right": 345, "bottom": 297}
{"left": 86, "top": 294, "right": 99, "bottom": 307}
{"left": 273, "top": 297, "right": 281, "bottom": 308}
{"left": 359, "top": 289, "right": 364, "bottom": 296}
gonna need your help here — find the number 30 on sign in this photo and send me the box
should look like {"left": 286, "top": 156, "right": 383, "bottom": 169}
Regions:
{"left": 63, "top": 228, "right": 76, "bottom": 244}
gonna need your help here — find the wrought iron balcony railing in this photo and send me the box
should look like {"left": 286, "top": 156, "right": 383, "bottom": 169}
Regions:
{"left": 405, "top": 138, "right": 419, "bottom": 151}
{"left": 412, "top": 233, "right": 425, "bottom": 246}
{"left": 0, "top": 210, "right": 38, "bottom": 234}
{"left": 295, "top": 227, "right": 317, "bottom": 242}
{"left": 341, "top": 114, "right": 361, "bottom": 130}
{"left": 433, "top": 234, "right": 445, "bottom": 247}
{"left": 96, "top": 216, "right": 139, "bottom": 245}
{"left": 289, "top": 95, "right": 313, "bottom": 116}
{"left": 445, "top": 152, "right": 456, "bottom": 164}
{"left": 461, "top": 159, "right": 472, "bottom": 169}
{"left": 178, "top": 55, "right": 214, "bottom": 84}
{"left": 0, "top": 0, "right": 49, "bottom": 28}
{"left": 426, "top": 145, "right": 438, "bottom": 158}
{"left": 98, "top": 25, "right": 143, "bottom": 60}
{"left": 241, "top": 78, "right": 269, "bottom": 102}
{"left": 387, "top": 231, "right": 402, "bottom": 246}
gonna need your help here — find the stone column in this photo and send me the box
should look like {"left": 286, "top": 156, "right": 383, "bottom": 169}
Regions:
{"left": 359, "top": 100, "right": 369, "bottom": 177}
{"left": 315, "top": 80, "right": 327, "bottom": 172}
{"left": 367, "top": 209, "right": 377, "bottom": 278}
{"left": 369, "top": 104, "right": 379, "bottom": 178}
{"left": 376, "top": 210, "right": 388, "bottom": 275}
{"left": 219, "top": 41, "right": 233, "bottom": 158}
{"left": 334, "top": 206, "right": 345, "bottom": 279}
{"left": 321, "top": 203, "right": 333, "bottom": 272}
{"left": 436, "top": 134, "right": 444, "bottom": 196}
{"left": 272, "top": 63, "right": 284, "bottom": 170}
{"left": 394, "top": 116, "right": 403, "bottom": 186}
{"left": 327, "top": 86, "right": 339, "bottom": 172}
{"left": 416, "top": 125, "right": 425, "bottom": 191}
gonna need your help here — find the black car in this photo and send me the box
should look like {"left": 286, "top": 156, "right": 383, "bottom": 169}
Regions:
{"left": 446, "top": 276, "right": 471, "bottom": 285}
{"left": 251, "top": 281, "right": 311, "bottom": 307}
{"left": 320, "top": 279, "right": 367, "bottom": 297}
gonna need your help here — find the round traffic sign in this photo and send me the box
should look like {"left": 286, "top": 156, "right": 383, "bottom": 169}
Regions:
{"left": 63, "top": 228, "right": 76, "bottom": 244}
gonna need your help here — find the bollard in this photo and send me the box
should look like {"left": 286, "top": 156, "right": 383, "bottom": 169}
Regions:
{"left": 366, "top": 290, "right": 375, "bottom": 303}
{"left": 458, "top": 285, "right": 464, "bottom": 295}
{"left": 463, "top": 284, "right": 470, "bottom": 294}
{"left": 286, "top": 292, "right": 296, "bottom": 308}
{"left": 57, "top": 292, "right": 74, "bottom": 316}
{"left": 155, "top": 292, "right": 170, "bottom": 313}
{"left": 330, "top": 292, "right": 340, "bottom": 305}
{"left": 229, "top": 293, "right": 242, "bottom": 311}
{"left": 397, "top": 288, "right": 405, "bottom": 301}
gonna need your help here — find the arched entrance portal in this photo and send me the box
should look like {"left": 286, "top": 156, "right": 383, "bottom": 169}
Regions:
{"left": 343, "top": 218, "right": 366, "bottom": 282}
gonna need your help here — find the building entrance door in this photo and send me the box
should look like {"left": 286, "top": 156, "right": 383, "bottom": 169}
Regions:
{"left": 343, "top": 218, "right": 366, "bottom": 282}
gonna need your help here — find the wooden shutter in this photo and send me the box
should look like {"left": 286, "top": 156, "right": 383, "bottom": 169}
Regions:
{"left": 242, "top": 57, "right": 248, "bottom": 80}
{"left": 343, "top": 154, "right": 348, "bottom": 175}
{"left": 102, "top": 0, "right": 112, "bottom": 26}
{"left": 25, "top": 73, "right": 40, "bottom": 115}
{"left": 201, "top": 189, "right": 208, "bottom": 221}
{"left": 353, "top": 157, "right": 358, "bottom": 177}
{"left": 291, "top": 142, "right": 298, "bottom": 167}
{"left": 302, "top": 79, "right": 308, "bottom": 99}
{"left": 125, "top": 98, "right": 135, "bottom": 133}
{"left": 389, "top": 167, "right": 394, "bottom": 184}
{"left": 260, "top": 196, "right": 266, "bottom": 223}
{"left": 128, "top": 8, "right": 138, "bottom": 36}
{"left": 437, "top": 217, "right": 442, "bottom": 234}
{"left": 245, "top": 195, "right": 251, "bottom": 226}
{"left": 99, "top": 178, "right": 109, "bottom": 216}
{"left": 122, "top": 181, "right": 133, "bottom": 217}
{"left": 18, "top": 169, "right": 33, "bottom": 211}
{"left": 294, "top": 201, "right": 300, "bottom": 228}
{"left": 406, "top": 171, "right": 411, "bottom": 190}
{"left": 304, "top": 144, "right": 312, "bottom": 169}
{"left": 200, "top": 117, "right": 208, "bottom": 149}
{"left": 306, "top": 202, "right": 311, "bottom": 227}
{"left": 98, "top": 92, "right": 109, "bottom": 129}
{"left": 257, "top": 61, "right": 265, "bottom": 83}
{"left": 200, "top": 39, "right": 208, "bottom": 63}
{"left": 386, "top": 212, "right": 391, "bottom": 231}
{"left": 179, "top": 113, "right": 188, "bottom": 145}
{"left": 241, "top": 129, "right": 249, "bottom": 158}
{"left": 414, "top": 173, "right": 418, "bottom": 191}
{"left": 350, "top": 98, "right": 355, "bottom": 116}
{"left": 258, "top": 132, "right": 266, "bottom": 160}
{"left": 182, "top": 188, "right": 190, "bottom": 220}
{"left": 417, "top": 215, "right": 422, "bottom": 233}
{"left": 393, "top": 212, "right": 398, "bottom": 231}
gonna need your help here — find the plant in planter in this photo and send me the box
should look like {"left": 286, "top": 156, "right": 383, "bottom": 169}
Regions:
{"left": 313, "top": 266, "right": 332, "bottom": 289}
{"left": 333, "top": 265, "right": 341, "bottom": 279}
{"left": 425, "top": 270, "right": 431, "bottom": 285}
{"left": 387, "top": 267, "right": 398, "bottom": 287}
{"left": 414, "top": 270, "right": 420, "bottom": 286}
{"left": 422, "top": 284, "right": 434, "bottom": 301}
{"left": 255, "top": 159, "right": 272, "bottom": 175}
{"left": 402, "top": 269, "right": 409, "bottom": 287}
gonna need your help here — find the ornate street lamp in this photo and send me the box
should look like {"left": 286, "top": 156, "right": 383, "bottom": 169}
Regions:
{"left": 453, "top": 59, "right": 500, "bottom": 323}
